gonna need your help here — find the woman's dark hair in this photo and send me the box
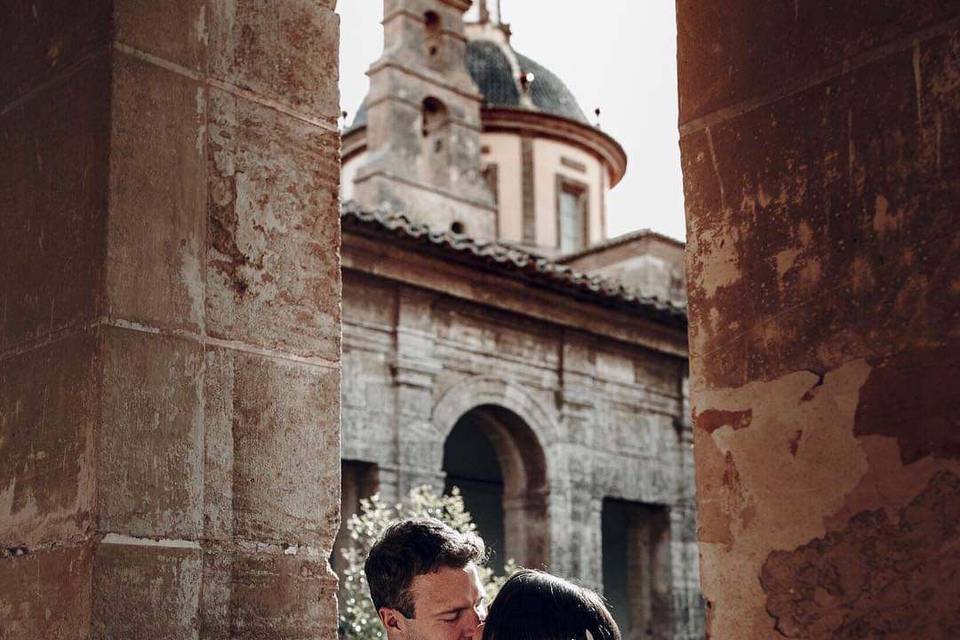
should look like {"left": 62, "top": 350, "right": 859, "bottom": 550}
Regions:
{"left": 482, "top": 569, "right": 621, "bottom": 640}
{"left": 364, "top": 517, "right": 485, "bottom": 618}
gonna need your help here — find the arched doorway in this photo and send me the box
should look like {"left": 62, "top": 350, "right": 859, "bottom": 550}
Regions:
{"left": 442, "top": 404, "right": 549, "bottom": 572}
{"left": 602, "top": 498, "right": 673, "bottom": 640}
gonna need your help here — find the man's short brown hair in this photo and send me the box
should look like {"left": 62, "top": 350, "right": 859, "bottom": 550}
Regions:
{"left": 364, "top": 517, "right": 485, "bottom": 618}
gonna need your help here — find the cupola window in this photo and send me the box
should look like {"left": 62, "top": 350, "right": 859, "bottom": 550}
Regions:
{"left": 557, "top": 176, "right": 589, "bottom": 252}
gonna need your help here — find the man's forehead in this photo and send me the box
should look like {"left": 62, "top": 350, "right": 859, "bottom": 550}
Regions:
{"left": 410, "top": 563, "right": 482, "bottom": 613}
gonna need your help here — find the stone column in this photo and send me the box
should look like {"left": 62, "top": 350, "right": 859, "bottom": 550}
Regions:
{"left": 0, "top": 2, "right": 342, "bottom": 638}
{"left": 678, "top": 3, "right": 960, "bottom": 637}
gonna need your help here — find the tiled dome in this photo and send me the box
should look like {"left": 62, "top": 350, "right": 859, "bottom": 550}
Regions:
{"left": 346, "top": 37, "right": 590, "bottom": 133}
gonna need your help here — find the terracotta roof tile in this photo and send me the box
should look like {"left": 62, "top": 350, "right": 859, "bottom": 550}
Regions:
{"left": 341, "top": 202, "right": 687, "bottom": 327}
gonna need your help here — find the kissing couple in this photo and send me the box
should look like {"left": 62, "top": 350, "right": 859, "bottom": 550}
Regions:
{"left": 364, "top": 517, "right": 620, "bottom": 640}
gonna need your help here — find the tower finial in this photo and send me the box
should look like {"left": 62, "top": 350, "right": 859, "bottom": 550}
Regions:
{"left": 478, "top": 0, "right": 490, "bottom": 23}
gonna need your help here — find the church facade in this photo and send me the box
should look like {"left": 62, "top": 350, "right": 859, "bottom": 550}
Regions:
{"left": 337, "top": 2, "right": 702, "bottom": 637}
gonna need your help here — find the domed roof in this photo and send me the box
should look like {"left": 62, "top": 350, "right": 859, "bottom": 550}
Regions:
{"left": 466, "top": 39, "right": 590, "bottom": 125}
{"left": 346, "top": 36, "right": 590, "bottom": 133}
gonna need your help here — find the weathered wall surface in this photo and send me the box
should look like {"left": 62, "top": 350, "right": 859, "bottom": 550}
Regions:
{"left": 562, "top": 235, "right": 687, "bottom": 307}
{"left": 678, "top": 2, "right": 960, "bottom": 637}
{"left": 1, "top": 2, "right": 342, "bottom": 638}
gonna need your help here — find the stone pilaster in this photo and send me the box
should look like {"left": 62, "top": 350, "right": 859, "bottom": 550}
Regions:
{"left": 392, "top": 288, "right": 445, "bottom": 495}
{"left": 568, "top": 489, "right": 604, "bottom": 593}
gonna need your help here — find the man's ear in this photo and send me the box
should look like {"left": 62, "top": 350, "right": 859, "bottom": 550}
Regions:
{"left": 378, "top": 607, "right": 407, "bottom": 634}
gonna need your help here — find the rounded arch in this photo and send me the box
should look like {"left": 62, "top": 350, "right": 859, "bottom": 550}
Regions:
{"left": 435, "top": 376, "right": 558, "bottom": 569}
{"left": 433, "top": 375, "right": 560, "bottom": 448}
{"left": 423, "top": 10, "right": 441, "bottom": 31}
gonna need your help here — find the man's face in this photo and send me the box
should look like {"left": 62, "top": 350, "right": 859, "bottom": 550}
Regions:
{"left": 382, "top": 563, "right": 487, "bottom": 640}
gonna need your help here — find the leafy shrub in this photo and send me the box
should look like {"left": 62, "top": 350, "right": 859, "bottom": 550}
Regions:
{"left": 338, "top": 485, "right": 516, "bottom": 639}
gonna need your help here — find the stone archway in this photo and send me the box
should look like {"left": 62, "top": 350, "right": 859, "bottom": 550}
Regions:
{"left": 433, "top": 375, "right": 559, "bottom": 446}
{"left": 434, "top": 377, "right": 557, "bottom": 569}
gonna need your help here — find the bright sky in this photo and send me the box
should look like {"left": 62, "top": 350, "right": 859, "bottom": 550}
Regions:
{"left": 338, "top": 1, "right": 686, "bottom": 242}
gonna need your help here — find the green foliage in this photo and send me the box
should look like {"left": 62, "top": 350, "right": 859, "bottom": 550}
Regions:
{"left": 338, "top": 485, "right": 518, "bottom": 640}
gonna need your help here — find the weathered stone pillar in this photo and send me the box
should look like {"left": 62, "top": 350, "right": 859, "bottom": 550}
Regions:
{"left": 678, "top": 3, "right": 960, "bottom": 637}
{"left": 1, "top": 2, "right": 342, "bottom": 638}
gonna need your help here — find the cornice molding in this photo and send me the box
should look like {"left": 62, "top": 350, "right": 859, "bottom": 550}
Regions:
{"left": 480, "top": 107, "right": 628, "bottom": 187}
{"left": 340, "top": 108, "right": 628, "bottom": 187}
{"left": 366, "top": 59, "right": 484, "bottom": 103}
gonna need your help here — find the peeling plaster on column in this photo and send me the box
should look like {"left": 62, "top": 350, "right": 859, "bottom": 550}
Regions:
{"left": 871, "top": 194, "right": 899, "bottom": 234}
{"left": 195, "top": 4, "right": 208, "bottom": 47}
{"left": 914, "top": 41, "right": 924, "bottom": 126}
{"left": 823, "top": 435, "right": 960, "bottom": 531}
{"left": 180, "top": 240, "right": 205, "bottom": 331}
{"left": 694, "top": 359, "right": 873, "bottom": 637}
{"left": 772, "top": 248, "right": 800, "bottom": 278}
{"left": 692, "top": 223, "right": 742, "bottom": 300}
{"left": 194, "top": 86, "right": 206, "bottom": 154}
{"left": 704, "top": 127, "right": 725, "bottom": 212}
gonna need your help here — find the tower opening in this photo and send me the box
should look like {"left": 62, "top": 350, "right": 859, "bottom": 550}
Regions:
{"left": 424, "top": 11, "right": 443, "bottom": 66}
{"left": 421, "top": 97, "right": 449, "bottom": 138}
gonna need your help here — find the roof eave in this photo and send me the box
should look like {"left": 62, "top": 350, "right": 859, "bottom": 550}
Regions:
{"left": 556, "top": 229, "right": 686, "bottom": 264}
{"left": 340, "top": 204, "right": 687, "bottom": 329}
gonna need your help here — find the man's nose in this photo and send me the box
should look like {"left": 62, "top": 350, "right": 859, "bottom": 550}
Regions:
{"left": 462, "top": 606, "right": 484, "bottom": 635}
{"left": 465, "top": 607, "right": 481, "bottom": 626}
{"left": 469, "top": 622, "right": 486, "bottom": 640}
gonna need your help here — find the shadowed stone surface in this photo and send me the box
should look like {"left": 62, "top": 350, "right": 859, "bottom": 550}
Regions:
{"left": 201, "top": 548, "right": 339, "bottom": 640}
{"left": 205, "top": 348, "right": 340, "bottom": 546}
{"left": 91, "top": 542, "right": 202, "bottom": 640}
{"left": 0, "top": 59, "right": 109, "bottom": 352}
{"left": 0, "top": 333, "right": 99, "bottom": 549}
{"left": 0, "top": 543, "right": 94, "bottom": 640}
{"left": 98, "top": 328, "right": 204, "bottom": 540}
{"left": 208, "top": 0, "right": 341, "bottom": 122}
{"left": 107, "top": 54, "right": 206, "bottom": 333}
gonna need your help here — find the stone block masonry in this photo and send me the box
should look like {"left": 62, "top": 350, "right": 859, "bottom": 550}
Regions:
{"left": 0, "top": 1, "right": 342, "bottom": 638}
{"left": 678, "top": 1, "right": 960, "bottom": 637}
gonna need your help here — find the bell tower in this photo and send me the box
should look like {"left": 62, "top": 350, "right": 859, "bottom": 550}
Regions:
{"left": 352, "top": 0, "right": 497, "bottom": 240}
